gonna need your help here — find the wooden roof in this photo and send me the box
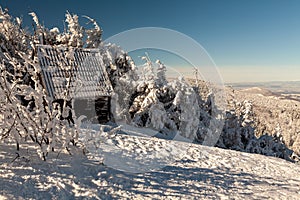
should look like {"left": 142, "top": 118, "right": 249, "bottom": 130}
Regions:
{"left": 37, "top": 45, "right": 113, "bottom": 100}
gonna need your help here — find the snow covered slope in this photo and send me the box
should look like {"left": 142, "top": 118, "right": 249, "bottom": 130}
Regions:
{"left": 1, "top": 131, "right": 300, "bottom": 199}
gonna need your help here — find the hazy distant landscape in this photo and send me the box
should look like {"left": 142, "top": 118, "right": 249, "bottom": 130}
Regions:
{"left": 229, "top": 81, "right": 300, "bottom": 94}
{"left": 228, "top": 81, "right": 300, "bottom": 102}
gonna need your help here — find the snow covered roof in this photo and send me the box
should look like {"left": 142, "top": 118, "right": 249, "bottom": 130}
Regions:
{"left": 37, "top": 45, "right": 113, "bottom": 99}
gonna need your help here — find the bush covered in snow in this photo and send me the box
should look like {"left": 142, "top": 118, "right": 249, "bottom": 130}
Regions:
{"left": 0, "top": 8, "right": 108, "bottom": 160}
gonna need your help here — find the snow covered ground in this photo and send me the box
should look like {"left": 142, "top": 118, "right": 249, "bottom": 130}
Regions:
{"left": 1, "top": 125, "right": 300, "bottom": 199}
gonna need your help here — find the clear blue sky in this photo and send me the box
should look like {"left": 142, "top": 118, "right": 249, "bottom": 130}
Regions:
{"left": 1, "top": 0, "right": 300, "bottom": 82}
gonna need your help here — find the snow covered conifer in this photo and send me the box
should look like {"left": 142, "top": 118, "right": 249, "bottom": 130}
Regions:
{"left": 155, "top": 60, "right": 167, "bottom": 87}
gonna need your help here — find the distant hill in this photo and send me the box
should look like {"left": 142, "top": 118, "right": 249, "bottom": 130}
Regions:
{"left": 239, "top": 87, "right": 281, "bottom": 97}
{"left": 228, "top": 81, "right": 300, "bottom": 94}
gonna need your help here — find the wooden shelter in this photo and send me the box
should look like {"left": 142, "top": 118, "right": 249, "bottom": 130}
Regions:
{"left": 37, "top": 45, "right": 113, "bottom": 123}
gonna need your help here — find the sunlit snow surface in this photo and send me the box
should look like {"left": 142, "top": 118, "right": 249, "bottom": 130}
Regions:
{"left": 1, "top": 125, "right": 300, "bottom": 199}
{"left": 79, "top": 122, "right": 193, "bottom": 173}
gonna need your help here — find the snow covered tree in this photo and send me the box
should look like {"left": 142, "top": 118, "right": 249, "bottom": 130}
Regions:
{"left": 122, "top": 56, "right": 203, "bottom": 141}
{"left": 99, "top": 43, "right": 138, "bottom": 122}
{"left": 155, "top": 60, "right": 167, "bottom": 87}
{"left": 0, "top": 8, "right": 109, "bottom": 160}
{"left": 216, "top": 93, "right": 294, "bottom": 161}
{"left": 141, "top": 53, "right": 155, "bottom": 82}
